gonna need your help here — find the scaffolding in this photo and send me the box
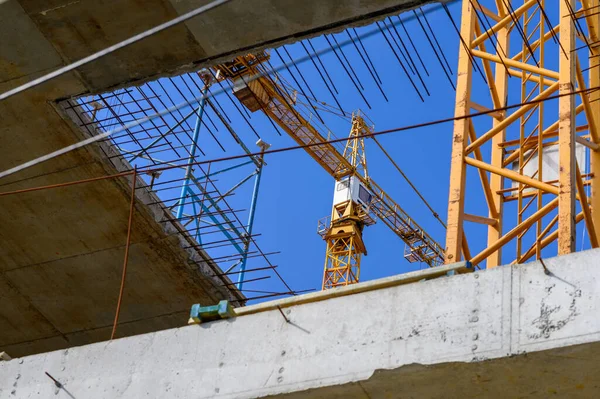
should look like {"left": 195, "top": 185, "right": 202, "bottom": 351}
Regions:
{"left": 445, "top": 0, "right": 600, "bottom": 267}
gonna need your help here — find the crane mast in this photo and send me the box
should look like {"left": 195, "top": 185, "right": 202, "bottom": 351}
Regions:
{"left": 214, "top": 52, "right": 445, "bottom": 289}
{"left": 318, "top": 113, "right": 376, "bottom": 289}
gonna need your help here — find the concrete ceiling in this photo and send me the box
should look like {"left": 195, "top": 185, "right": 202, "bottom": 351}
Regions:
{"left": 0, "top": 0, "right": 433, "bottom": 357}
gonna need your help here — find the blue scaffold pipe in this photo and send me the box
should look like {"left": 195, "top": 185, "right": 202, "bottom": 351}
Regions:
{"left": 237, "top": 155, "right": 265, "bottom": 291}
{"left": 176, "top": 85, "right": 208, "bottom": 220}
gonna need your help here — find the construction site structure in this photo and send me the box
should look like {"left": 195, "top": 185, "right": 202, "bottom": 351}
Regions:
{"left": 445, "top": 0, "right": 600, "bottom": 268}
{"left": 318, "top": 113, "right": 376, "bottom": 289}
{"left": 214, "top": 53, "right": 446, "bottom": 289}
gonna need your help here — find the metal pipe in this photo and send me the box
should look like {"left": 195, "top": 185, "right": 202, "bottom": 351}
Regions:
{"left": 176, "top": 82, "right": 209, "bottom": 220}
{"left": 237, "top": 142, "right": 269, "bottom": 290}
{"left": 188, "top": 190, "right": 246, "bottom": 255}
{"left": 196, "top": 171, "right": 257, "bottom": 215}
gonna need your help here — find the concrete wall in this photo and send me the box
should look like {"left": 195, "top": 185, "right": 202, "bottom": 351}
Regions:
{"left": 1, "top": 249, "right": 599, "bottom": 398}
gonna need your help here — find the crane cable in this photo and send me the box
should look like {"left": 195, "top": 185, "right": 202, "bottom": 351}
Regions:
{"left": 0, "top": 3, "right": 452, "bottom": 181}
{"left": 2, "top": 85, "right": 599, "bottom": 184}
{"left": 371, "top": 136, "right": 447, "bottom": 229}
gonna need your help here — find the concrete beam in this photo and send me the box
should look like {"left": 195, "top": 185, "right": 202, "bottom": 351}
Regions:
{"left": 1, "top": 249, "right": 599, "bottom": 398}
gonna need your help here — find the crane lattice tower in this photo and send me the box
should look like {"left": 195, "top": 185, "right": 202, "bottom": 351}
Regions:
{"left": 445, "top": 0, "right": 600, "bottom": 267}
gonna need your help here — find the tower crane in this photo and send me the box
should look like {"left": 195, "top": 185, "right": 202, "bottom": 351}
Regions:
{"left": 316, "top": 112, "right": 376, "bottom": 288}
{"left": 213, "top": 52, "right": 446, "bottom": 289}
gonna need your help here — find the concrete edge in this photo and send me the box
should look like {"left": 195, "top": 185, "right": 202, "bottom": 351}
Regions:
{"left": 57, "top": 1, "right": 441, "bottom": 98}
{"left": 187, "top": 261, "right": 472, "bottom": 323}
{"left": 51, "top": 99, "right": 247, "bottom": 305}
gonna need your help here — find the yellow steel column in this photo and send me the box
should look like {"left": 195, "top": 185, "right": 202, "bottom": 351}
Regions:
{"left": 448, "top": 0, "right": 596, "bottom": 265}
{"left": 536, "top": 1, "right": 547, "bottom": 260}
{"left": 558, "top": 0, "right": 577, "bottom": 254}
{"left": 589, "top": 0, "right": 600, "bottom": 242}
{"left": 445, "top": 0, "right": 474, "bottom": 263}
{"left": 486, "top": 5, "right": 509, "bottom": 268}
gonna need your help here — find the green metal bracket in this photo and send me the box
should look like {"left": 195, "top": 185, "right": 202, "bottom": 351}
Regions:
{"left": 189, "top": 300, "right": 235, "bottom": 324}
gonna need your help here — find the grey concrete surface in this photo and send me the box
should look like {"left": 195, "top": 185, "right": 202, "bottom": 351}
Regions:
{"left": 1, "top": 249, "right": 599, "bottom": 398}
{"left": 3, "top": 0, "right": 434, "bottom": 94}
{"left": 0, "top": 0, "right": 435, "bottom": 357}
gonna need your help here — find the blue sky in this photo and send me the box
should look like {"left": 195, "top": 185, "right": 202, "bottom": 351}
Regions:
{"left": 221, "top": 2, "right": 469, "bottom": 296}
{"left": 223, "top": 4, "right": 462, "bottom": 296}
{"left": 81, "top": 1, "right": 592, "bottom": 302}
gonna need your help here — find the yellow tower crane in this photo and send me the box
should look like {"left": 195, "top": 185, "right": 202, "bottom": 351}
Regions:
{"left": 317, "top": 113, "right": 376, "bottom": 288}
{"left": 445, "top": 0, "right": 600, "bottom": 267}
{"left": 214, "top": 52, "right": 447, "bottom": 289}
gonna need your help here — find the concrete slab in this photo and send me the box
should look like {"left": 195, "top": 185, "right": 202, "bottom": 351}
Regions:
{"left": 0, "top": 0, "right": 435, "bottom": 357}
{"left": 0, "top": 1, "right": 63, "bottom": 83}
{"left": 0, "top": 249, "right": 599, "bottom": 398}
{"left": 10, "top": 0, "right": 435, "bottom": 93}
